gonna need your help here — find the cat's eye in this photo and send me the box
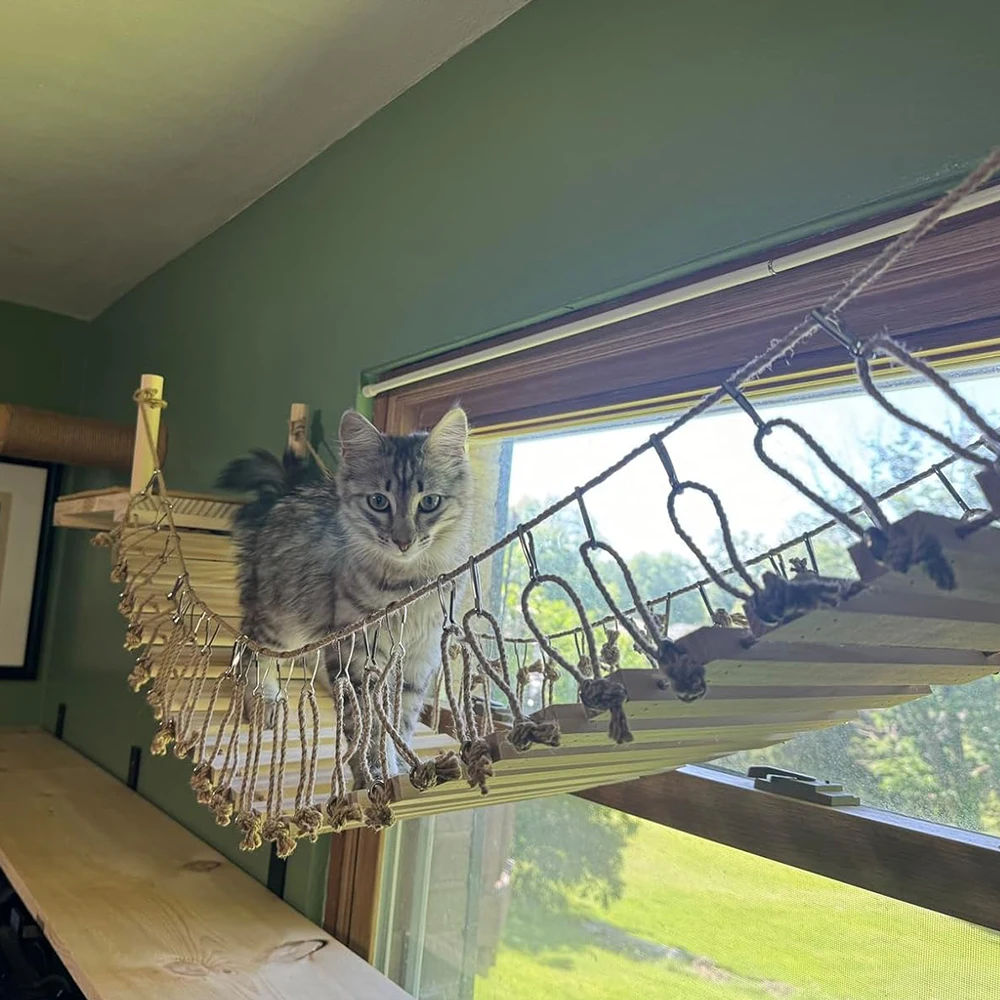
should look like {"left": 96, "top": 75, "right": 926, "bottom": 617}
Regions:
{"left": 367, "top": 493, "right": 390, "bottom": 512}
{"left": 418, "top": 494, "right": 442, "bottom": 513}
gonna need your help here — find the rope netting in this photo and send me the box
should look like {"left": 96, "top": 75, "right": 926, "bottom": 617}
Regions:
{"left": 95, "top": 147, "right": 1000, "bottom": 854}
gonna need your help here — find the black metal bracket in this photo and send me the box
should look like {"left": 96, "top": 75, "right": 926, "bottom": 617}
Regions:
{"left": 748, "top": 765, "right": 860, "bottom": 806}
{"left": 127, "top": 746, "right": 142, "bottom": 791}
{"left": 54, "top": 703, "right": 66, "bottom": 740}
{"left": 809, "top": 308, "right": 863, "bottom": 356}
{"left": 267, "top": 845, "right": 288, "bottom": 898}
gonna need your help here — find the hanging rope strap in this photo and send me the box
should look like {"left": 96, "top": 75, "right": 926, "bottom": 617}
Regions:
{"left": 453, "top": 633, "right": 495, "bottom": 796}
{"left": 261, "top": 685, "right": 297, "bottom": 859}
{"left": 325, "top": 674, "right": 365, "bottom": 832}
{"left": 521, "top": 573, "right": 632, "bottom": 744}
{"left": 462, "top": 607, "right": 561, "bottom": 752}
{"left": 577, "top": 538, "right": 707, "bottom": 702}
{"left": 292, "top": 657, "right": 325, "bottom": 841}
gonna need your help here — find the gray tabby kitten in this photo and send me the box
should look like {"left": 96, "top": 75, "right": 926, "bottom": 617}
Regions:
{"left": 217, "top": 407, "right": 473, "bottom": 787}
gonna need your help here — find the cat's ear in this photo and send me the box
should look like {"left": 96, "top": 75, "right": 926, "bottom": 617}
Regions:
{"left": 425, "top": 406, "right": 469, "bottom": 458}
{"left": 339, "top": 410, "right": 382, "bottom": 461}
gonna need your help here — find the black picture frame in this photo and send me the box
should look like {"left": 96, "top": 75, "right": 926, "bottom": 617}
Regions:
{"left": 0, "top": 458, "right": 61, "bottom": 680}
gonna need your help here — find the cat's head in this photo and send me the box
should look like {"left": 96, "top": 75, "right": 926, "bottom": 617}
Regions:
{"left": 336, "top": 407, "right": 473, "bottom": 567}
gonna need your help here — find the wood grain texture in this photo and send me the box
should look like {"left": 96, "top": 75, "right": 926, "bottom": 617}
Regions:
{"left": 0, "top": 730, "right": 408, "bottom": 1000}
{"left": 578, "top": 764, "right": 1000, "bottom": 932}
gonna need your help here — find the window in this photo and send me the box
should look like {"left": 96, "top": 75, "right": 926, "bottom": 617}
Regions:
{"left": 375, "top": 799, "right": 997, "bottom": 1000}
{"left": 351, "top": 200, "right": 1000, "bottom": 990}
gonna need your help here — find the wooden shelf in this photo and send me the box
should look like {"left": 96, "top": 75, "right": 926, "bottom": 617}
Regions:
{"left": 54, "top": 487, "right": 241, "bottom": 532}
{"left": 0, "top": 729, "right": 408, "bottom": 1000}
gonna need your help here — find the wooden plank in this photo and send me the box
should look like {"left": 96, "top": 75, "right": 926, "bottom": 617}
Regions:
{"left": 771, "top": 590, "right": 1000, "bottom": 651}
{"left": 578, "top": 764, "right": 1000, "bottom": 933}
{"left": 682, "top": 628, "right": 996, "bottom": 687}
{"left": 54, "top": 487, "right": 241, "bottom": 532}
{"left": 0, "top": 730, "right": 408, "bottom": 1000}
{"left": 535, "top": 676, "right": 927, "bottom": 730}
{"left": 523, "top": 707, "right": 860, "bottom": 742}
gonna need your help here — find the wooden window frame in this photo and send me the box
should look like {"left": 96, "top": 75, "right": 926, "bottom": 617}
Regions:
{"left": 375, "top": 199, "right": 1000, "bottom": 436}
{"left": 334, "top": 200, "right": 1000, "bottom": 958}
{"left": 580, "top": 765, "right": 1000, "bottom": 932}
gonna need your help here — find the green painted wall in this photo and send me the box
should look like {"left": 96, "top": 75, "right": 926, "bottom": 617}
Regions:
{"left": 0, "top": 301, "right": 90, "bottom": 727}
{"left": 35, "top": 0, "right": 1000, "bottom": 921}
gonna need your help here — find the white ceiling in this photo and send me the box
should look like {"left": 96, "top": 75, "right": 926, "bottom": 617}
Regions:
{"left": 0, "top": 1, "right": 530, "bottom": 319}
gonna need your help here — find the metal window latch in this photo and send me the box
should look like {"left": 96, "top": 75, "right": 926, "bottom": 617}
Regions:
{"left": 747, "top": 765, "right": 860, "bottom": 807}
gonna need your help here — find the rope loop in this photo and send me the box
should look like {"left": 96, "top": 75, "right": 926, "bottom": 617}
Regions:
{"left": 579, "top": 539, "right": 661, "bottom": 659}
{"left": 753, "top": 418, "right": 889, "bottom": 536}
{"left": 521, "top": 574, "right": 600, "bottom": 683}
{"left": 857, "top": 333, "right": 1000, "bottom": 468}
{"left": 462, "top": 606, "right": 559, "bottom": 751}
{"left": 667, "top": 481, "right": 757, "bottom": 600}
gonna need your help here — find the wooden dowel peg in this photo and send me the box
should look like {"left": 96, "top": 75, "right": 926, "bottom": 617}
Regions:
{"left": 288, "top": 404, "right": 309, "bottom": 459}
{"left": 131, "top": 374, "right": 164, "bottom": 495}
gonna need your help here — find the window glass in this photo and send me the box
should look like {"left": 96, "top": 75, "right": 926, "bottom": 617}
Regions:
{"left": 473, "top": 360, "right": 1000, "bottom": 834}
{"left": 376, "top": 798, "right": 998, "bottom": 999}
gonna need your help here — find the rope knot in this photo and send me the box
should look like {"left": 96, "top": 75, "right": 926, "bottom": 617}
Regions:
{"left": 579, "top": 677, "right": 633, "bottom": 744}
{"left": 117, "top": 589, "right": 135, "bottom": 616}
{"left": 150, "top": 718, "right": 176, "bottom": 756}
{"left": 132, "top": 388, "right": 168, "bottom": 409}
{"left": 127, "top": 654, "right": 154, "bottom": 692}
{"left": 363, "top": 782, "right": 396, "bottom": 830}
{"left": 508, "top": 718, "right": 561, "bottom": 753}
{"left": 293, "top": 806, "right": 325, "bottom": 842}
{"left": 190, "top": 763, "right": 215, "bottom": 805}
{"left": 326, "top": 797, "right": 364, "bottom": 833}
{"left": 91, "top": 531, "right": 115, "bottom": 548}
{"left": 576, "top": 655, "right": 594, "bottom": 678}
{"left": 866, "top": 524, "right": 956, "bottom": 590}
{"left": 461, "top": 738, "right": 495, "bottom": 795}
{"left": 236, "top": 810, "right": 263, "bottom": 852}
{"left": 599, "top": 631, "right": 621, "bottom": 669}
{"left": 261, "top": 817, "right": 297, "bottom": 859}
{"left": 146, "top": 685, "right": 164, "bottom": 720}
{"left": 110, "top": 559, "right": 128, "bottom": 584}
{"left": 711, "top": 607, "right": 749, "bottom": 629}
{"left": 210, "top": 787, "right": 236, "bottom": 827}
{"left": 123, "top": 622, "right": 145, "bottom": 651}
{"left": 654, "top": 641, "right": 707, "bottom": 703}
{"left": 410, "top": 751, "right": 462, "bottom": 791}
{"left": 747, "top": 571, "right": 862, "bottom": 630}
{"left": 173, "top": 736, "right": 197, "bottom": 761}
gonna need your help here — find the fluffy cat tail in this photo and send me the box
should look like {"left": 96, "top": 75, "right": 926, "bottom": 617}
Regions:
{"left": 216, "top": 448, "right": 321, "bottom": 533}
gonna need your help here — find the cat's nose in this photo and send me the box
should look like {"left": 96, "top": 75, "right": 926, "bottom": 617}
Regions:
{"left": 396, "top": 540, "right": 412, "bottom": 552}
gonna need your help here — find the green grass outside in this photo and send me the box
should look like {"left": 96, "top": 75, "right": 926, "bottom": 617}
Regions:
{"left": 475, "top": 820, "right": 998, "bottom": 999}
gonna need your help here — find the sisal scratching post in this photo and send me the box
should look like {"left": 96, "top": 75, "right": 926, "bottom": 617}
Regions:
{"left": 131, "top": 374, "right": 165, "bottom": 494}
{"left": 0, "top": 404, "right": 167, "bottom": 469}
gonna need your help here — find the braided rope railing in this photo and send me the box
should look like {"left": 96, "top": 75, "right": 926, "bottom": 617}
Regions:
{"left": 94, "top": 147, "right": 1000, "bottom": 851}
